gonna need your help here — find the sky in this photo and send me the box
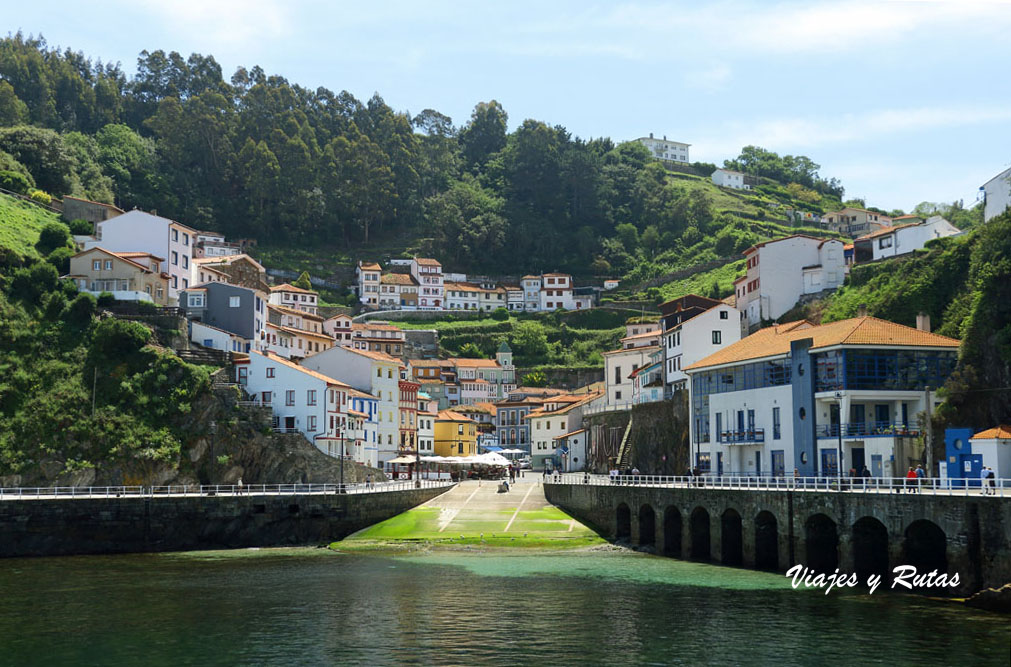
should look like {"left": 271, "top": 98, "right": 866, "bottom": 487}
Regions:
{"left": 7, "top": 0, "right": 1011, "bottom": 212}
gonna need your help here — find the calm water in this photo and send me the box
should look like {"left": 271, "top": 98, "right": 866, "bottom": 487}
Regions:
{"left": 0, "top": 548, "right": 1007, "bottom": 666}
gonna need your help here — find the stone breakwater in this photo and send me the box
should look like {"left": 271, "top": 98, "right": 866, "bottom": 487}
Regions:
{"left": 0, "top": 486, "right": 450, "bottom": 557}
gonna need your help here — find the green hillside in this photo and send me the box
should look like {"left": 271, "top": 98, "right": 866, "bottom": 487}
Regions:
{"left": 0, "top": 192, "right": 58, "bottom": 261}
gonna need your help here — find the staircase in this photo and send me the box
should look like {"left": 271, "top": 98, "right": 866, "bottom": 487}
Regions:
{"left": 615, "top": 414, "right": 634, "bottom": 469}
{"left": 178, "top": 346, "right": 230, "bottom": 366}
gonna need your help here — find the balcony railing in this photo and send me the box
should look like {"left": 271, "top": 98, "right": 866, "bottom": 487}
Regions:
{"left": 718, "top": 428, "right": 765, "bottom": 444}
{"left": 817, "top": 422, "right": 920, "bottom": 438}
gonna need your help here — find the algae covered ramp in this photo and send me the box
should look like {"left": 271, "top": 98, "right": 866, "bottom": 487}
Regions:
{"left": 338, "top": 479, "right": 602, "bottom": 549}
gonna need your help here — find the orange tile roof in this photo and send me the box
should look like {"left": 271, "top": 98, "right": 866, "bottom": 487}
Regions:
{"left": 341, "top": 346, "right": 405, "bottom": 365}
{"left": 74, "top": 247, "right": 160, "bottom": 274}
{"left": 415, "top": 257, "right": 441, "bottom": 266}
{"left": 450, "top": 358, "right": 500, "bottom": 368}
{"left": 621, "top": 329, "right": 661, "bottom": 342}
{"left": 445, "top": 281, "right": 482, "bottom": 292}
{"left": 855, "top": 223, "right": 918, "bottom": 241}
{"left": 276, "top": 325, "right": 334, "bottom": 342}
{"left": 354, "top": 322, "right": 403, "bottom": 332}
{"left": 553, "top": 428, "right": 587, "bottom": 440}
{"left": 359, "top": 262, "right": 382, "bottom": 271}
{"left": 742, "top": 234, "right": 829, "bottom": 256}
{"left": 271, "top": 283, "right": 316, "bottom": 294}
{"left": 116, "top": 251, "right": 166, "bottom": 262}
{"left": 381, "top": 273, "right": 417, "bottom": 285}
{"left": 603, "top": 345, "right": 660, "bottom": 356}
{"left": 437, "top": 409, "right": 474, "bottom": 422}
{"left": 685, "top": 317, "right": 959, "bottom": 371}
{"left": 971, "top": 425, "right": 1011, "bottom": 440}
{"left": 269, "top": 303, "right": 324, "bottom": 320}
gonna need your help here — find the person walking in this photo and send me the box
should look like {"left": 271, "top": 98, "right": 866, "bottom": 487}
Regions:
{"left": 237, "top": 477, "right": 243, "bottom": 495}
{"left": 915, "top": 464, "right": 925, "bottom": 492}
{"left": 980, "top": 466, "right": 990, "bottom": 495}
{"left": 987, "top": 467, "right": 996, "bottom": 494}
{"left": 906, "top": 467, "right": 917, "bottom": 493}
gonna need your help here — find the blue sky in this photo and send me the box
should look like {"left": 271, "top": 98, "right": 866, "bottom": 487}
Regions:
{"left": 8, "top": 0, "right": 1011, "bottom": 212}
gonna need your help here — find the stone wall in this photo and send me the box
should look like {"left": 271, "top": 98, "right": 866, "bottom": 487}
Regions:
{"left": 585, "top": 395, "right": 690, "bottom": 474}
{"left": 0, "top": 485, "right": 450, "bottom": 558}
{"left": 545, "top": 483, "right": 1011, "bottom": 595}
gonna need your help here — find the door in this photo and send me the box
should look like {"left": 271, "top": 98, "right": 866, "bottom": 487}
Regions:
{"left": 850, "top": 405, "right": 865, "bottom": 436}
{"left": 717, "top": 452, "right": 724, "bottom": 476}
{"left": 874, "top": 404, "right": 890, "bottom": 433}
{"left": 830, "top": 403, "right": 840, "bottom": 436}
{"left": 237, "top": 367, "right": 248, "bottom": 386}
{"left": 755, "top": 450, "right": 762, "bottom": 476}
{"left": 284, "top": 416, "right": 295, "bottom": 431}
{"left": 871, "top": 454, "right": 883, "bottom": 477}
{"left": 771, "top": 450, "right": 785, "bottom": 476}
{"left": 851, "top": 447, "right": 865, "bottom": 475}
{"left": 961, "top": 454, "right": 984, "bottom": 487}
{"left": 821, "top": 449, "right": 838, "bottom": 476}
{"left": 736, "top": 411, "right": 744, "bottom": 440}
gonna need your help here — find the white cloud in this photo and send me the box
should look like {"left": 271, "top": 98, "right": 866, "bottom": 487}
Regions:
{"left": 684, "top": 64, "right": 731, "bottom": 93}
{"left": 130, "top": 0, "right": 292, "bottom": 51}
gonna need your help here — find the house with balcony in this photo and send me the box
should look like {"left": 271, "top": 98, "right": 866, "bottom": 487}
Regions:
{"left": 684, "top": 316, "right": 959, "bottom": 478}
{"left": 604, "top": 321, "right": 660, "bottom": 410}
{"left": 659, "top": 295, "right": 740, "bottom": 393}
{"left": 822, "top": 207, "right": 893, "bottom": 237}
{"left": 852, "top": 216, "right": 961, "bottom": 264}
{"left": 630, "top": 348, "right": 664, "bottom": 404}
{"left": 527, "top": 391, "right": 604, "bottom": 470}
{"left": 324, "top": 313, "right": 354, "bottom": 345}
{"left": 410, "top": 257, "right": 444, "bottom": 309}
{"left": 269, "top": 283, "right": 319, "bottom": 315}
{"left": 356, "top": 261, "right": 382, "bottom": 308}
{"left": 351, "top": 321, "right": 406, "bottom": 357}
{"left": 445, "top": 281, "right": 481, "bottom": 311}
{"left": 635, "top": 133, "right": 690, "bottom": 165}
{"left": 179, "top": 282, "right": 267, "bottom": 353}
{"left": 68, "top": 247, "right": 170, "bottom": 305}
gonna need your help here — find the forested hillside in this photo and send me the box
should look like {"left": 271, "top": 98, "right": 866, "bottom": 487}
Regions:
{"left": 0, "top": 33, "right": 855, "bottom": 285}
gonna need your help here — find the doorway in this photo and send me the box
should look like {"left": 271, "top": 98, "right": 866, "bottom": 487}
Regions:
{"left": 851, "top": 447, "right": 866, "bottom": 474}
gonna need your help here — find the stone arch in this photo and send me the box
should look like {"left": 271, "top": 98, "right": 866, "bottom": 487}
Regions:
{"left": 663, "top": 507, "right": 682, "bottom": 558}
{"left": 903, "top": 519, "right": 947, "bottom": 578}
{"left": 638, "top": 504, "right": 656, "bottom": 547}
{"left": 690, "top": 506, "right": 711, "bottom": 562}
{"left": 721, "top": 508, "right": 743, "bottom": 566}
{"left": 754, "top": 510, "right": 779, "bottom": 571}
{"left": 616, "top": 503, "right": 631, "bottom": 541}
{"left": 805, "top": 513, "right": 839, "bottom": 574}
{"left": 852, "top": 516, "right": 889, "bottom": 582}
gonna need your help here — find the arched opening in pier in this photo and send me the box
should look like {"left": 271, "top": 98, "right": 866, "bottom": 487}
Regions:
{"left": 663, "top": 507, "right": 682, "bottom": 558}
{"left": 903, "top": 520, "right": 947, "bottom": 581}
{"left": 754, "top": 511, "right": 779, "bottom": 571}
{"left": 616, "top": 503, "right": 631, "bottom": 541}
{"left": 805, "top": 513, "right": 839, "bottom": 574}
{"left": 690, "top": 507, "right": 711, "bottom": 562}
{"left": 638, "top": 504, "right": 656, "bottom": 547}
{"left": 721, "top": 508, "right": 743, "bottom": 566}
{"left": 852, "top": 516, "right": 889, "bottom": 582}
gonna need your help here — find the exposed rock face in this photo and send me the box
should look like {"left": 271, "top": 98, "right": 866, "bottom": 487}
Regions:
{"left": 21, "top": 377, "right": 386, "bottom": 488}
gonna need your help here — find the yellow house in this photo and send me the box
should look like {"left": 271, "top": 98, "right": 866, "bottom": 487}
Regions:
{"left": 68, "top": 247, "right": 170, "bottom": 305}
{"left": 434, "top": 409, "right": 477, "bottom": 457}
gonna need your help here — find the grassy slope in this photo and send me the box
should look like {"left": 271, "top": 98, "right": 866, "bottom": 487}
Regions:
{"left": 0, "top": 193, "right": 59, "bottom": 259}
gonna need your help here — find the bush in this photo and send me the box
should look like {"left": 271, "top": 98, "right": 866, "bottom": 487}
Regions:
{"left": 138, "top": 300, "right": 158, "bottom": 312}
{"left": 67, "top": 219, "right": 93, "bottom": 235}
{"left": 46, "top": 246, "right": 73, "bottom": 274}
{"left": 65, "top": 292, "right": 96, "bottom": 326}
{"left": 97, "top": 292, "right": 115, "bottom": 306}
{"left": 29, "top": 189, "right": 52, "bottom": 205}
{"left": 36, "top": 221, "right": 70, "bottom": 255}
{"left": 0, "top": 170, "right": 31, "bottom": 194}
{"left": 491, "top": 307, "right": 509, "bottom": 321}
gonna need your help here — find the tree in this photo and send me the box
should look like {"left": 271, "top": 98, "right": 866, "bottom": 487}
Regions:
{"left": 36, "top": 222, "right": 70, "bottom": 255}
{"left": 458, "top": 342, "right": 484, "bottom": 358}
{"left": 615, "top": 223, "right": 639, "bottom": 253}
{"left": 0, "top": 126, "right": 76, "bottom": 195}
{"left": 459, "top": 100, "right": 508, "bottom": 169}
{"left": 640, "top": 225, "right": 661, "bottom": 257}
{"left": 521, "top": 371, "right": 547, "bottom": 387}
{"left": 511, "top": 320, "right": 548, "bottom": 358}
{"left": 0, "top": 80, "right": 28, "bottom": 125}
{"left": 292, "top": 271, "right": 312, "bottom": 290}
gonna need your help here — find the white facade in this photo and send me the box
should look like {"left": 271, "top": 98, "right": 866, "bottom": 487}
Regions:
{"left": 604, "top": 346, "right": 659, "bottom": 409}
{"left": 522, "top": 277, "right": 541, "bottom": 311}
{"left": 191, "top": 320, "right": 243, "bottom": 351}
{"left": 85, "top": 210, "right": 195, "bottom": 304}
{"left": 505, "top": 287, "right": 524, "bottom": 311}
{"left": 968, "top": 431, "right": 1011, "bottom": 479}
{"left": 736, "top": 236, "right": 845, "bottom": 331}
{"left": 539, "top": 274, "right": 575, "bottom": 310}
{"left": 300, "top": 346, "right": 405, "bottom": 465}
{"left": 982, "top": 166, "right": 1011, "bottom": 222}
{"left": 444, "top": 282, "right": 480, "bottom": 311}
{"left": 860, "top": 216, "right": 962, "bottom": 262}
{"left": 663, "top": 304, "right": 741, "bottom": 392}
{"left": 238, "top": 351, "right": 355, "bottom": 459}
{"left": 410, "top": 259, "right": 444, "bottom": 309}
{"left": 417, "top": 394, "right": 436, "bottom": 455}
{"left": 324, "top": 314, "right": 354, "bottom": 344}
{"left": 636, "top": 134, "right": 690, "bottom": 164}
{"left": 712, "top": 169, "right": 749, "bottom": 190}
{"left": 356, "top": 262, "right": 382, "bottom": 308}
{"left": 347, "top": 392, "right": 380, "bottom": 467}
{"left": 270, "top": 285, "right": 319, "bottom": 315}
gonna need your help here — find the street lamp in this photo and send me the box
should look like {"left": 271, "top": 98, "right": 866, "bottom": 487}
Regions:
{"left": 834, "top": 391, "right": 844, "bottom": 488}
{"left": 415, "top": 435, "right": 421, "bottom": 488}
{"left": 339, "top": 428, "right": 345, "bottom": 494}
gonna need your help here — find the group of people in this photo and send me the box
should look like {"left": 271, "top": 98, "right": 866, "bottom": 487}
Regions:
{"left": 980, "top": 466, "right": 997, "bottom": 494}
{"left": 902, "top": 465, "right": 926, "bottom": 493}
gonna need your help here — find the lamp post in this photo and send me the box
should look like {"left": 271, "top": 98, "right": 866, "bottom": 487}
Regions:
{"left": 339, "top": 428, "right": 345, "bottom": 494}
{"left": 834, "top": 392, "right": 844, "bottom": 488}
{"left": 415, "top": 436, "right": 421, "bottom": 488}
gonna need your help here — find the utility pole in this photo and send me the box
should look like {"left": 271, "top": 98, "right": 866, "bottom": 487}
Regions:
{"left": 924, "top": 386, "right": 933, "bottom": 478}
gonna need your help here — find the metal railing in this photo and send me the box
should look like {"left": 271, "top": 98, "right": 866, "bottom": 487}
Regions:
{"left": 817, "top": 422, "right": 921, "bottom": 438}
{"left": 545, "top": 473, "right": 1009, "bottom": 497}
{"left": 718, "top": 428, "right": 765, "bottom": 444}
{"left": 0, "top": 479, "right": 453, "bottom": 500}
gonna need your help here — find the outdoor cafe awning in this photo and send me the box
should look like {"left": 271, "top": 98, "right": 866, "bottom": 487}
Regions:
{"left": 387, "top": 455, "right": 417, "bottom": 464}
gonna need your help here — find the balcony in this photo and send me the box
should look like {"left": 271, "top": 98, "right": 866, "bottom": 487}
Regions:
{"left": 718, "top": 429, "right": 765, "bottom": 445}
{"left": 817, "top": 422, "right": 920, "bottom": 439}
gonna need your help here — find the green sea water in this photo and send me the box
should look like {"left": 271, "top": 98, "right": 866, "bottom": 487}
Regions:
{"left": 0, "top": 548, "right": 1006, "bottom": 666}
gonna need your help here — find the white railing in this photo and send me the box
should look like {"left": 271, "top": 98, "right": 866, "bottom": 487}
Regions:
{"left": 582, "top": 402, "right": 633, "bottom": 416}
{"left": 545, "top": 473, "right": 1009, "bottom": 497}
{"left": 0, "top": 479, "right": 454, "bottom": 500}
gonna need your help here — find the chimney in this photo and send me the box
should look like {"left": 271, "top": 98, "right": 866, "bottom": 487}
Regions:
{"left": 857, "top": 304, "right": 868, "bottom": 318}
{"left": 916, "top": 312, "right": 931, "bottom": 333}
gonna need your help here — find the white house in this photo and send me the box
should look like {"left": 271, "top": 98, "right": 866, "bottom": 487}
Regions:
{"left": 712, "top": 169, "right": 750, "bottom": 190}
{"left": 822, "top": 208, "right": 893, "bottom": 237}
{"left": 662, "top": 301, "right": 741, "bottom": 393}
{"left": 735, "top": 235, "right": 846, "bottom": 333}
{"left": 636, "top": 133, "right": 690, "bottom": 165}
{"left": 684, "top": 316, "right": 959, "bottom": 478}
{"left": 505, "top": 286, "right": 524, "bottom": 311}
{"left": 417, "top": 392, "right": 437, "bottom": 456}
{"left": 301, "top": 345, "right": 406, "bottom": 465}
{"left": 521, "top": 276, "right": 541, "bottom": 311}
{"left": 982, "top": 166, "right": 1011, "bottom": 222}
{"left": 410, "top": 258, "right": 444, "bottom": 309}
{"left": 85, "top": 210, "right": 196, "bottom": 304}
{"left": 853, "top": 216, "right": 962, "bottom": 263}
{"left": 527, "top": 392, "right": 603, "bottom": 470}
{"left": 444, "top": 281, "right": 481, "bottom": 311}
{"left": 324, "top": 313, "right": 354, "bottom": 345}
{"left": 539, "top": 273, "right": 575, "bottom": 310}
{"left": 356, "top": 261, "right": 382, "bottom": 308}
{"left": 236, "top": 351, "right": 362, "bottom": 461}
{"left": 968, "top": 426, "right": 1011, "bottom": 479}
{"left": 269, "top": 283, "right": 319, "bottom": 315}
{"left": 605, "top": 346, "right": 659, "bottom": 410}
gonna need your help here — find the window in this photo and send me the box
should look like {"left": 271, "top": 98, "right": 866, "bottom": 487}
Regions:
{"left": 879, "top": 237, "right": 893, "bottom": 249}
{"left": 615, "top": 391, "right": 622, "bottom": 400}
{"left": 182, "top": 256, "right": 189, "bottom": 269}
{"left": 93, "top": 259, "right": 101, "bottom": 271}
{"left": 104, "top": 260, "right": 113, "bottom": 270}
{"left": 171, "top": 251, "right": 178, "bottom": 266}
{"left": 773, "top": 407, "right": 781, "bottom": 440}
{"left": 712, "top": 331, "right": 722, "bottom": 345}
{"left": 183, "top": 233, "right": 189, "bottom": 246}
{"left": 182, "top": 278, "right": 188, "bottom": 288}
{"left": 377, "top": 368, "right": 382, "bottom": 378}
{"left": 614, "top": 365, "right": 622, "bottom": 384}
{"left": 286, "top": 390, "right": 295, "bottom": 406}
{"left": 307, "top": 416, "right": 316, "bottom": 432}
{"left": 172, "top": 276, "right": 178, "bottom": 289}
{"left": 720, "top": 310, "right": 729, "bottom": 320}
{"left": 172, "top": 229, "right": 178, "bottom": 242}
{"left": 188, "top": 294, "right": 204, "bottom": 308}
{"left": 229, "top": 296, "right": 241, "bottom": 308}
{"left": 261, "top": 391, "right": 272, "bottom": 404}
{"left": 307, "top": 390, "right": 317, "bottom": 406}
{"left": 266, "top": 367, "right": 275, "bottom": 378}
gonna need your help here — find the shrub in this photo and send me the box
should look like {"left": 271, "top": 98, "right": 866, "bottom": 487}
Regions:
{"left": 0, "top": 170, "right": 31, "bottom": 194}
{"left": 67, "top": 219, "right": 93, "bottom": 235}
{"left": 66, "top": 292, "right": 96, "bottom": 326}
{"left": 36, "top": 222, "right": 70, "bottom": 255}
{"left": 46, "top": 246, "right": 73, "bottom": 274}
{"left": 97, "top": 292, "right": 115, "bottom": 306}
{"left": 138, "top": 300, "right": 158, "bottom": 312}
{"left": 29, "top": 189, "right": 52, "bottom": 205}
{"left": 491, "top": 307, "right": 509, "bottom": 321}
